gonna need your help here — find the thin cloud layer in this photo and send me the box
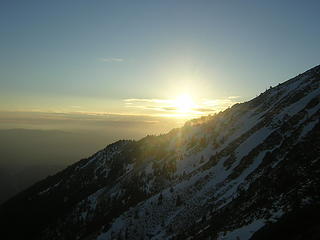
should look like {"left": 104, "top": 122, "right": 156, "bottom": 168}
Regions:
{"left": 123, "top": 97, "right": 240, "bottom": 117}
{"left": 0, "top": 111, "right": 183, "bottom": 137}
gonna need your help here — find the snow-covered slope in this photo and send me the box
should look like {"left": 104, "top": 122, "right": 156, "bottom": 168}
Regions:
{"left": 1, "top": 65, "right": 320, "bottom": 240}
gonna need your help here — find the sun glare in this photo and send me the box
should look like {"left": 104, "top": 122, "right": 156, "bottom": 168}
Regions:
{"left": 174, "top": 94, "right": 196, "bottom": 114}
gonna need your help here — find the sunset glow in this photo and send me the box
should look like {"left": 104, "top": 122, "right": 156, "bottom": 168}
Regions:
{"left": 173, "top": 94, "right": 196, "bottom": 114}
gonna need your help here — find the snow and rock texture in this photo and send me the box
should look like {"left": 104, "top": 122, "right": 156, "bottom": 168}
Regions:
{"left": 1, "top": 65, "right": 320, "bottom": 240}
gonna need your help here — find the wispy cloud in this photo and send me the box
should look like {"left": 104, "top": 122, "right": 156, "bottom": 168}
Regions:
{"left": 123, "top": 96, "right": 240, "bottom": 118}
{"left": 100, "top": 57, "right": 124, "bottom": 62}
{"left": 201, "top": 97, "right": 241, "bottom": 112}
{"left": 124, "top": 98, "right": 172, "bottom": 104}
{"left": 0, "top": 110, "right": 182, "bottom": 137}
{"left": 228, "top": 96, "right": 241, "bottom": 99}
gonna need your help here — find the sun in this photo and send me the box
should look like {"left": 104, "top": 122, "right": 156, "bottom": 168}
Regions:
{"left": 174, "top": 94, "right": 196, "bottom": 113}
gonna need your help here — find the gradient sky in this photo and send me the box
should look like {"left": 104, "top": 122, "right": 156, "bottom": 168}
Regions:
{"left": 1, "top": 0, "right": 320, "bottom": 121}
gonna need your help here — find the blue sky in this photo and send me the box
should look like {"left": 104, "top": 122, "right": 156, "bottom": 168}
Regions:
{"left": 0, "top": 0, "right": 319, "bottom": 120}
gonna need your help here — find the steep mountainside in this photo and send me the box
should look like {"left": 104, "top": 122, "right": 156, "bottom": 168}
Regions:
{"left": 1, "top": 65, "right": 320, "bottom": 240}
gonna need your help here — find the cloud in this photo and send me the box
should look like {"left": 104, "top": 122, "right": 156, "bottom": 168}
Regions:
{"left": 228, "top": 96, "right": 241, "bottom": 99}
{"left": 124, "top": 98, "right": 172, "bottom": 104}
{"left": 0, "top": 110, "right": 184, "bottom": 140}
{"left": 123, "top": 97, "right": 239, "bottom": 117}
{"left": 100, "top": 58, "right": 124, "bottom": 62}
{"left": 161, "top": 107, "right": 177, "bottom": 111}
{"left": 192, "top": 107, "right": 215, "bottom": 112}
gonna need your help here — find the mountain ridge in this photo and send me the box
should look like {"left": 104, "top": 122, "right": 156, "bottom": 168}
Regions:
{"left": 1, "top": 65, "right": 319, "bottom": 240}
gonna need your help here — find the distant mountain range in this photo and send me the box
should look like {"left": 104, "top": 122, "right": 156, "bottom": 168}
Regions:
{"left": 1, "top": 65, "right": 319, "bottom": 240}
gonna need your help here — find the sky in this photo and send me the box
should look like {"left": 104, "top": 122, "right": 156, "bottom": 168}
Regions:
{"left": 1, "top": 0, "right": 320, "bottom": 132}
